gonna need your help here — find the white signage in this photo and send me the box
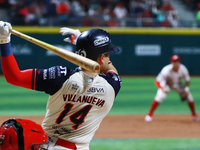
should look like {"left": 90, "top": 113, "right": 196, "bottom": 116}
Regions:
{"left": 173, "top": 47, "right": 200, "bottom": 54}
{"left": 46, "top": 45, "right": 73, "bottom": 56}
{"left": 135, "top": 45, "right": 161, "bottom": 56}
{"left": 12, "top": 45, "right": 32, "bottom": 55}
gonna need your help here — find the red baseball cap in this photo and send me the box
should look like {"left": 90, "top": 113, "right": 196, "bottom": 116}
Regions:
{"left": 171, "top": 54, "right": 180, "bottom": 62}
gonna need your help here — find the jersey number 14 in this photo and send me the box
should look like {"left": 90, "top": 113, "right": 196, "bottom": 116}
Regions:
{"left": 55, "top": 103, "right": 92, "bottom": 129}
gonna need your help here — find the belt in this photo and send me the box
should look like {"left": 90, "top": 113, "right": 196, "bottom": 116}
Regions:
{"left": 55, "top": 138, "right": 76, "bottom": 150}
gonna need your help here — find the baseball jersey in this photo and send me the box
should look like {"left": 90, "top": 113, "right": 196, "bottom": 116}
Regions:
{"left": 156, "top": 64, "right": 190, "bottom": 89}
{"left": 33, "top": 66, "right": 121, "bottom": 144}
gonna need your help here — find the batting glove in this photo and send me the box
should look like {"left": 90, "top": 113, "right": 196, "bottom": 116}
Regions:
{"left": 0, "top": 21, "right": 12, "bottom": 44}
{"left": 59, "top": 27, "right": 81, "bottom": 45}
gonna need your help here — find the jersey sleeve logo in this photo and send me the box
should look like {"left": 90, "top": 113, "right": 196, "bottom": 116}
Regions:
{"left": 112, "top": 74, "right": 119, "bottom": 81}
{"left": 58, "top": 66, "right": 67, "bottom": 76}
{"left": 43, "top": 69, "right": 47, "bottom": 80}
{"left": 49, "top": 67, "right": 56, "bottom": 79}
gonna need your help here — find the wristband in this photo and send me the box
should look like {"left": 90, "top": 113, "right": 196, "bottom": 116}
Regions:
{"left": 0, "top": 42, "right": 13, "bottom": 57}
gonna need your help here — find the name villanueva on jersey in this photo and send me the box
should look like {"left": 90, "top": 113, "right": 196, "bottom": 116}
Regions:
{"left": 63, "top": 83, "right": 106, "bottom": 107}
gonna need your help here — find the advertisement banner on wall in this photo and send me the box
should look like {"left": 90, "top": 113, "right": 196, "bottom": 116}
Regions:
{"left": 135, "top": 45, "right": 161, "bottom": 56}
{"left": 1, "top": 32, "right": 200, "bottom": 75}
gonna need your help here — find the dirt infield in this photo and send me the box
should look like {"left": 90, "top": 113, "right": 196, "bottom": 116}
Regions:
{"left": 0, "top": 114, "right": 199, "bottom": 138}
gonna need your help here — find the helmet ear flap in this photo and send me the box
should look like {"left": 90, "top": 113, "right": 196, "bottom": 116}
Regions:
{"left": 7, "top": 126, "right": 18, "bottom": 149}
{"left": 0, "top": 124, "right": 18, "bottom": 150}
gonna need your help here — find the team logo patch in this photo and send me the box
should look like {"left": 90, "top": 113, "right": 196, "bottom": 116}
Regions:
{"left": 94, "top": 37, "right": 109, "bottom": 46}
{"left": 72, "top": 83, "right": 80, "bottom": 90}
{"left": 88, "top": 77, "right": 93, "bottom": 83}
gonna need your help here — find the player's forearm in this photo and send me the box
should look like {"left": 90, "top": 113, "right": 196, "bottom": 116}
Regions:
{"left": 1, "top": 43, "right": 33, "bottom": 89}
{"left": 106, "top": 63, "right": 118, "bottom": 75}
{"left": 155, "top": 79, "right": 170, "bottom": 93}
{"left": 155, "top": 80, "right": 162, "bottom": 89}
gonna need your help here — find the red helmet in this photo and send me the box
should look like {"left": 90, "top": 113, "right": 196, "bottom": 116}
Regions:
{"left": 0, "top": 118, "right": 48, "bottom": 150}
{"left": 171, "top": 54, "right": 180, "bottom": 62}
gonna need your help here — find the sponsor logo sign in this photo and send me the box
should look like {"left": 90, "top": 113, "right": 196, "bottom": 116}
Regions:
{"left": 135, "top": 45, "right": 161, "bottom": 56}
{"left": 173, "top": 47, "right": 200, "bottom": 54}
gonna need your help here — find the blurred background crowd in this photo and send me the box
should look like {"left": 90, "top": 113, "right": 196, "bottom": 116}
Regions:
{"left": 0, "top": 0, "right": 200, "bottom": 28}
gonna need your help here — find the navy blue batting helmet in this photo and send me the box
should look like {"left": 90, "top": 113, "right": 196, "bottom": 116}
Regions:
{"left": 76, "top": 29, "right": 119, "bottom": 60}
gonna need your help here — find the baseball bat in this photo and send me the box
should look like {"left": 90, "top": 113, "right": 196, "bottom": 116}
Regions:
{"left": 10, "top": 29, "right": 100, "bottom": 73}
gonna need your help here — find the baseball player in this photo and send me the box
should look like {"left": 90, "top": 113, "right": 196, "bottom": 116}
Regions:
{"left": 0, "top": 21, "right": 121, "bottom": 150}
{"left": 145, "top": 54, "right": 199, "bottom": 122}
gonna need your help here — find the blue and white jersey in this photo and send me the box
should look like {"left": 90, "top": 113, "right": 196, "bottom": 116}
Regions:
{"left": 33, "top": 66, "right": 121, "bottom": 144}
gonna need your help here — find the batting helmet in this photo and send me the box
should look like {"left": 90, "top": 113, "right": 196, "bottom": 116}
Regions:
{"left": 76, "top": 29, "right": 119, "bottom": 60}
{"left": 0, "top": 118, "right": 48, "bottom": 150}
{"left": 171, "top": 54, "right": 180, "bottom": 62}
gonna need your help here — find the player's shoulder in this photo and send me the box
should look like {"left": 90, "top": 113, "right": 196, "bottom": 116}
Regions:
{"left": 99, "top": 71, "right": 121, "bottom": 96}
{"left": 180, "top": 63, "right": 187, "bottom": 68}
{"left": 179, "top": 64, "right": 188, "bottom": 71}
{"left": 35, "top": 66, "right": 80, "bottom": 92}
{"left": 99, "top": 71, "right": 121, "bottom": 81}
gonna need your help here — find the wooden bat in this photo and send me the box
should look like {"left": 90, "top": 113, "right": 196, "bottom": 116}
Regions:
{"left": 10, "top": 29, "right": 100, "bottom": 73}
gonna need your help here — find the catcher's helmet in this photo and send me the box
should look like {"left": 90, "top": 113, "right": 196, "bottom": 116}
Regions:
{"left": 76, "top": 29, "right": 119, "bottom": 60}
{"left": 171, "top": 54, "right": 180, "bottom": 62}
{"left": 0, "top": 118, "right": 48, "bottom": 150}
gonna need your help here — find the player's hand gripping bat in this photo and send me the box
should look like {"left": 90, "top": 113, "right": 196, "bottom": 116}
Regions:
{"left": 10, "top": 29, "right": 100, "bottom": 73}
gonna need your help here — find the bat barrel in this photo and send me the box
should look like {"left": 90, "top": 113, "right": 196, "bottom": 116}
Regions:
{"left": 10, "top": 29, "right": 100, "bottom": 73}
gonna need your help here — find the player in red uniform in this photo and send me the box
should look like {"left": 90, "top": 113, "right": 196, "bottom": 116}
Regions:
{"left": 145, "top": 55, "right": 199, "bottom": 122}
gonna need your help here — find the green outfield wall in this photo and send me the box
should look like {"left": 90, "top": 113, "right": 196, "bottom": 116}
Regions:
{"left": 1, "top": 27, "right": 200, "bottom": 75}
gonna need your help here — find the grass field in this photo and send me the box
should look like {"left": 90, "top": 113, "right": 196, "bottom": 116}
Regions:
{"left": 1, "top": 75, "right": 200, "bottom": 150}
{"left": 90, "top": 138, "right": 200, "bottom": 150}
